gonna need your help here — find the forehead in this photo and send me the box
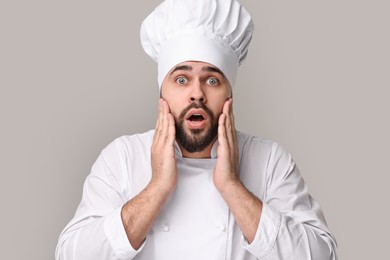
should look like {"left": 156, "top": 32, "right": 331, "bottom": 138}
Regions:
{"left": 168, "top": 61, "right": 225, "bottom": 76}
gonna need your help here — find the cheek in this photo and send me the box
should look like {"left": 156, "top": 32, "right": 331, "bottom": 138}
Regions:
{"left": 208, "top": 102, "right": 225, "bottom": 119}
{"left": 165, "top": 99, "right": 182, "bottom": 118}
{"left": 209, "top": 94, "right": 229, "bottom": 110}
{"left": 211, "top": 87, "right": 231, "bottom": 101}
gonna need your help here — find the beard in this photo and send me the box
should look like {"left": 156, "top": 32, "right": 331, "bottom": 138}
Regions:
{"left": 174, "top": 102, "right": 219, "bottom": 153}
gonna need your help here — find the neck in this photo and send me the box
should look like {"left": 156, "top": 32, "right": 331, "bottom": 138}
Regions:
{"left": 178, "top": 139, "right": 216, "bottom": 159}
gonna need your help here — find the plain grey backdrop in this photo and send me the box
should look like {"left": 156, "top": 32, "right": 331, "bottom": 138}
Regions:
{"left": 1, "top": 0, "right": 389, "bottom": 259}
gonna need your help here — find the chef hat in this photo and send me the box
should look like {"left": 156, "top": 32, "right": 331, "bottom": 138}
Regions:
{"left": 140, "top": 0, "right": 254, "bottom": 88}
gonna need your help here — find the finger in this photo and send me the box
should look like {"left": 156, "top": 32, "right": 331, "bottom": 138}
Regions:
{"left": 223, "top": 99, "right": 235, "bottom": 148}
{"left": 155, "top": 98, "right": 161, "bottom": 126}
{"left": 228, "top": 98, "right": 238, "bottom": 148}
{"left": 228, "top": 99, "right": 235, "bottom": 127}
{"left": 167, "top": 113, "right": 176, "bottom": 145}
{"left": 161, "top": 99, "right": 169, "bottom": 134}
{"left": 222, "top": 98, "right": 230, "bottom": 115}
{"left": 228, "top": 100, "right": 239, "bottom": 169}
{"left": 221, "top": 99, "right": 231, "bottom": 131}
{"left": 225, "top": 98, "right": 234, "bottom": 125}
{"left": 218, "top": 113, "right": 228, "bottom": 148}
{"left": 228, "top": 99, "right": 237, "bottom": 143}
{"left": 154, "top": 99, "right": 163, "bottom": 142}
{"left": 158, "top": 99, "right": 167, "bottom": 127}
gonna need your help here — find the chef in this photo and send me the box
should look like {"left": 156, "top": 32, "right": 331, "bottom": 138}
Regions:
{"left": 56, "top": 0, "right": 338, "bottom": 259}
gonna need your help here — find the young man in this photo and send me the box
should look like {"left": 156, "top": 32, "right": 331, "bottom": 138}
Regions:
{"left": 56, "top": 0, "right": 337, "bottom": 259}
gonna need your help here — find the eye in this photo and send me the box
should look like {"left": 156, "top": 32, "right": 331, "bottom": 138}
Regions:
{"left": 176, "top": 77, "right": 188, "bottom": 85}
{"left": 207, "top": 77, "right": 219, "bottom": 86}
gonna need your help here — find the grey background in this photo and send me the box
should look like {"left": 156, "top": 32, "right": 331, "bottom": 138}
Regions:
{"left": 1, "top": 0, "right": 389, "bottom": 259}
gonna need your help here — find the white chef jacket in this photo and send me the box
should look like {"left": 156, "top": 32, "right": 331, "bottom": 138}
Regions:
{"left": 56, "top": 130, "right": 337, "bottom": 260}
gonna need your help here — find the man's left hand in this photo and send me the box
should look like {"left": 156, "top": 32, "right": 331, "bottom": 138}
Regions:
{"left": 213, "top": 98, "right": 240, "bottom": 192}
{"left": 213, "top": 98, "right": 262, "bottom": 243}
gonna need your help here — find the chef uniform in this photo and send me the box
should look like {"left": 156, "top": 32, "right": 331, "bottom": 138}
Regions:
{"left": 56, "top": 0, "right": 338, "bottom": 259}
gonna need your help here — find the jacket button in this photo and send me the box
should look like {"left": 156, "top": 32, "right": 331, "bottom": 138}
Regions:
{"left": 217, "top": 225, "right": 226, "bottom": 232}
{"left": 160, "top": 224, "right": 170, "bottom": 232}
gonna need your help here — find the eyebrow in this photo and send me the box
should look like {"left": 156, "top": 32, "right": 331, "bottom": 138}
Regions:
{"left": 202, "top": 66, "right": 224, "bottom": 76}
{"left": 169, "top": 65, "right": 225, "bottom": 77}
{"left": 169, "top": 65, "right": 192, "bottom": 75}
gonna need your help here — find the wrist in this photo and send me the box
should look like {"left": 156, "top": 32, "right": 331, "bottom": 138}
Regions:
{"left": 215, "top": 176, "right": 241, "bottom": 194}
{"left": 148, "top": 177, "right": 176, "bottom": 200}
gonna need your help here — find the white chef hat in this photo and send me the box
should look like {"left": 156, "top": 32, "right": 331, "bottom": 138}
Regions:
{"left": 140, "top": 0, "right": 254, "bottom": 88}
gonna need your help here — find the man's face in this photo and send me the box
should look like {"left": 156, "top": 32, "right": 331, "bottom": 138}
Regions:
{"left": 161, "top": 61, "right": 232, "bottom": 153}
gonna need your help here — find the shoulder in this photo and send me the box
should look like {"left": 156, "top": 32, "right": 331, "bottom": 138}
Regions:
{"left": 114, "top": 130, "right": 154, "bottom": 148}
{"left": 236, "top": 131, "right": 275, "bottom": 152}
{"left": 236, "top": 131, "right": 297, "bottom": 185}
{"left": 99, "top": 130, "right": 155, "bottom": 160}
{"left": 236, "top": 131, "right": 291, "bottom": 162}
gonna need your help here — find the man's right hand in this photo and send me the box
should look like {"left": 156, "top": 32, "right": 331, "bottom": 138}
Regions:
{"left": 121, "top": 99, "right": 177, "bottom": 250}
{"left": 150, "top": 98, "right": 177, "bottom": 194}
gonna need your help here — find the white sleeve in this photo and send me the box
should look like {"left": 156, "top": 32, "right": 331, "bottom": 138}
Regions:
{"left": 242, "top": 143, "right": 338, "bottom": 259}
{"left": 55, "top": 138, "right": 145, "bottom": 260}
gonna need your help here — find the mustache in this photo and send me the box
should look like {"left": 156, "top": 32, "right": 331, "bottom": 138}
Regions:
{"left": 178, "top": 102, "right": 215, "bottom": 121}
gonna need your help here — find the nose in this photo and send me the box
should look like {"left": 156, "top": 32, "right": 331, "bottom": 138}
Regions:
{"left": 189, "top": 81, "right": 206, "bottom": 103}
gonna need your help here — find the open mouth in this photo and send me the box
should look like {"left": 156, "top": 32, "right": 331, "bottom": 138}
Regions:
{"left": 185, "top": 109, "right": 208, "bottom": 128}
{"left": 188, "top": 114, "right": 205, "bottom": 122}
